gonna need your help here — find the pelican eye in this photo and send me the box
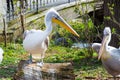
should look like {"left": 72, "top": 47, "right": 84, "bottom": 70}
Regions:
{"left": 104, "top": 31, "right": 110, "bottom": 36}
{"left": 54, "top": 15, "right": 61, "bottom": 20}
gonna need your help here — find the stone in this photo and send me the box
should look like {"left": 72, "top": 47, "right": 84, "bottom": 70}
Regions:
{"left": 13, "top": 60, "right": 75, "bottom": 80}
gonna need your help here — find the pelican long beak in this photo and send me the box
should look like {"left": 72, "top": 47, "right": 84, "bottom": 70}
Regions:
{"left": 52, "top": 16, "right": 79, "bottom": 37}
{"left": 98, "top": 36, "right": 108, "bottom": 60}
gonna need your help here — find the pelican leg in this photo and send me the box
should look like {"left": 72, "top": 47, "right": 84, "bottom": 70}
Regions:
{"left": 41, "top": 53, "right": 45, "bottom": 64}
{"left": 36, "top": 53, "right": 44, "bottom": 67}
{"left": 27, "top": 53, "right": 32, "bottom": 64}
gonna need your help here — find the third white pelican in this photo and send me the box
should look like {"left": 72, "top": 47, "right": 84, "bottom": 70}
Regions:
{"left": 0, "top": 48, "right": 3, "bottom": 64}
{"left": 23, "top": 8, "right": 79, "bottom": 66}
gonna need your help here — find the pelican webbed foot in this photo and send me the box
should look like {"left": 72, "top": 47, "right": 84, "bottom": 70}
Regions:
{"left": 36, "top": 55, "right": 44, "bottom": 67}
{"left": 36, "top": 62, "right": 44, "bottom": 67}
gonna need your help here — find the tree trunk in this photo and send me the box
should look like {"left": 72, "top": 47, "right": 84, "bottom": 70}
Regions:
{"left": 104, "top": 0, "right": 120, "bottom": 47}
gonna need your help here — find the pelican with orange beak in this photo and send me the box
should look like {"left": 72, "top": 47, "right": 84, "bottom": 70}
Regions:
{"left": 92, "top": 27, "right": 120, "bottom": 79}
{"left": 23, "top": 8, "right": 79, "bottom": 67}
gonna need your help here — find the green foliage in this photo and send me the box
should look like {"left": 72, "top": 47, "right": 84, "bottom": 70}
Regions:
{"left": 51, "top": 18, "right": 97, "bottom": 48}
{"left": 111, "top": 27, "right": 116, "bottom": 34}
{"left": 0, "top": 43, "right": 25, "bottom": 67}
{"left": 32, "top": 1, "right": 35, "bottom": 4}
{"left": 108, "top": 3, "right": 114, "bottom": 16}
{"left": 70, "top": 19, "right": 95, "bottom": 41}
{"left": 0, "top": 43, "right": 25, "bottom": 79}
{"left": 44, "top": 46, "right": 92, "bottom": 63}
{"left": 104, "top": 16, "right": 111, "bottom": 20}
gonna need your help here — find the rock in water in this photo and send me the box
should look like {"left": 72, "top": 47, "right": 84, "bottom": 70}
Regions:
{"left": 13, "top": 60, "right": 75, "bottom": 80}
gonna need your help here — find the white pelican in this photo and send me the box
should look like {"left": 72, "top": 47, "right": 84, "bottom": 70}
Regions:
{"left": 0, "top": 47, "right": 3, "bottom": 64}
{"left": 92, "top": 27, "right": 120, "bottom": 79}
{"left": 23, "top": 8, "right": 79, "bottom": 66}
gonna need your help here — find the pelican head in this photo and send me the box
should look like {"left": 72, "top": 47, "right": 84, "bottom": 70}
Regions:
{"left": 45, "top": 8, "right": 79, "bottom": 37}
{"left": 98, "top": 27, "right": 111, "bottom": 60}
{"left": 103, "top": 27, "right": 111, "bottom": 37}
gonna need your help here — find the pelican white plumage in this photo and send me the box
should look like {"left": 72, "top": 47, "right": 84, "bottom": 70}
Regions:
{"left": 23, "top": 8, "right": 79, "bottom": 66}
{"left": 0, "top": 47, "right": 3, "bottom": 64}
{"left": 92, "top": 27, "right": 120, "bottom": 79}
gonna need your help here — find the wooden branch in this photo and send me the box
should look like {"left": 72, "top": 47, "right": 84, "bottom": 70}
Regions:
{"left": 3, "top": 17, "right": 7, "bottom": 47}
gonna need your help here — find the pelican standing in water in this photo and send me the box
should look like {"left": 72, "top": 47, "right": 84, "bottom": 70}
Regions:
{"left": 0, "top": 48, "right": 4, "bottom": 64}
{"left": 92, "top": 27, "right": 120, "bottom": 79}
{"left": 23, "top": 8, "right": 79, "bottom": 66}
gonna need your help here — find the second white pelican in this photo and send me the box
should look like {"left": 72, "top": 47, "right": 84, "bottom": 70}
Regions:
{"left": 23, "top": 8, "right": 79, "bottom": 66}
{"left": 92, "top": 27, "right": 120, "bottom": 79}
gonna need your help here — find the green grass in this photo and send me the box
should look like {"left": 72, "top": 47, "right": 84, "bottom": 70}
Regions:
{"left": 0, "top": 42, "right": 112, "bottom": 80}
{"left": 0, "top": 43, "right": 26, "bottom": 79}
{"left": 45, "top": 46, "right": 111, "bottom": 79}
